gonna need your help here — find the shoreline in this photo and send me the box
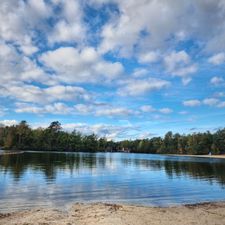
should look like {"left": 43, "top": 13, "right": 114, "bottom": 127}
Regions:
{"left": 1, "top": 201, "right": 225, "bottom": 225}
{"left": 0, "top": 151, "right": 24, "bottom": 156}
{"left": 166, "top": 154, "right": 225, "bottom": 159}
{"left": 1, "top": 150, "right": 225, "bottom": 159}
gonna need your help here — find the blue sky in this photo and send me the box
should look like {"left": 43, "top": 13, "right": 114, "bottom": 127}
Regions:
{"left": 0, "top": 0, "right": 225, "bottom": 140}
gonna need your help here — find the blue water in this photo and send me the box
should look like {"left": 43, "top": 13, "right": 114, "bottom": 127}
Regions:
{"left": 0, "top": 152, "right": 225, "bottom": 212}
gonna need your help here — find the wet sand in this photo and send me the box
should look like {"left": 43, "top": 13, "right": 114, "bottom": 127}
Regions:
{"left": 0, "top": 151, "right": 24, "bottom": 156}
{"left": 1, "top": 202, "right": 225, "bottom": 225}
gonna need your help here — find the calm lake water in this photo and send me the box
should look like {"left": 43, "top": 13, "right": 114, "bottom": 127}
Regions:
{"left": 1, "top": 152, "right": 225, "bottom": 212}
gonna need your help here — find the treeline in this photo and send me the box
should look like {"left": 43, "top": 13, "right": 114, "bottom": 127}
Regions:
{"left": 0, "top": 121, "right": 224, "bottom": 155}
{"left": 118, "top": 130, "right": 225, "bottom": 155}
{"left": 0, "top": 121, "right": 107, "bottom": 152}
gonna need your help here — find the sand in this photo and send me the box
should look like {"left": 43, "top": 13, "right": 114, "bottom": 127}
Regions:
{"left": 0, "top": 151, "right": 24, "bottom": 156}
{"left": 1, "top": 202, "right": 225, "bottom": 225}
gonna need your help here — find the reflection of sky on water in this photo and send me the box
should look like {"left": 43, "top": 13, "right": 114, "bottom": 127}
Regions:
{"left": 1, "top": 152, "right": 225, "bottom": 212}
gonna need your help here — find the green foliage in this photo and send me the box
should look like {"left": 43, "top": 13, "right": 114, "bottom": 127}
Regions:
{"left": 0, "top": 121, "right": 224, "bottom": 155}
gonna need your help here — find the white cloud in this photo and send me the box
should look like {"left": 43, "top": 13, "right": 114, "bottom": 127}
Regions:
{"left": 210, "top": 76, "right": 225, "bottom": 86}
{"left": 40, "top": 47, "right": 124, "bottom": 84}
{"left": 19, "top": 36, "right": 39, "bottom": 56}
{"left": 0, "top": 42, "right": 52, "bottom": 86}
{"left": 0, "top": 0, "right": 91, "bottom": 110}
{"left": 183, "top": 98, "right": 224, "bottom": 108}
{"left": 118, "top": 78, "right": 170, "bottom": 96}
{"left": 208, "top": 53, "right": 225, "bottom": 65}
{"left": 99, "top": 0, "right": 185, "bottom": 55}
{"left": 0, "top": 0, "right": 52, "bottom": 55}
{"left": 140, "top": 105, "right": 156, "bottom": 113}
{"left": 15, "top": 102, "right": 73, "bottom": 115}
{"left": 15, "top": 103, "right": 43, "bottom": 114}
{"left": 183, "top": 99, "right": 201, "bottom": 107}
{"left": 44, "top": 103, "right": 73, "bottom": 114}
{"left": 166, "top": 51, "right": 190, "bottom": 69}
{"left": 159, "top": 108, "right": 173, "bottom": 114}
{"left": 44, "top": 85, "right": 91, "bottom": 102}
{"left": 179, "top": 111, "right": 188, "bottom": 115}
{"left": 74, "top": 104, "right": 134, "bottom": 117}
{"left": 50, "top": 20, "right": 83, "bottom": 43}
{"left": 48, "top": 0, "right": 85, "bottom": 44}
{"left": 217, "top": 101, "right": 225, "bottom": 108}
{"left": 164, "top": 51, "right": 197, "bottom": 84}
{"left": 74, "top": 104, "right": 93, "bottom": 115}
{"left": 214, "top": 92, "right": 225, "bottom": 98}
{"left": 0, "top": 0, "right": 85, "bottom": 50}
{"left": 27, "top": 0, "right": 51, "bottom": 18}
{"left": 138, "top": 51, "right": 159, "bottom": 64}
{"left": 132, "top": 68, "right": 149, "bottom": 78}
{"left": 1, "top": 84, "right": 91, "bottom": 104}
{"left": 140, "top": 105, "right": 172, "bottom": 114}
{"left": 94, "top": 0, "right": 225, "bottom": 91}
{"left": 98, "top": 0, "right": 225, "bottom": 55}
{"left": 95, "top": 107, "right": 133, "bottom": 117}
{"left": 202, "top": 98, "right": 219, "bottom": 106}
{"left": 0, "top": 120, "right": 17, "bottom": 127}
{"left": 1, "top": 84, "right": 44, "bottom": 103}
{"left": 15, "top": 101, "right": 134, "bottom": 118}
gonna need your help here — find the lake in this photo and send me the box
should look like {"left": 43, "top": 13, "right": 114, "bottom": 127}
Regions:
{"left": 1, "top": 152, "right": 225, "bottom": 212}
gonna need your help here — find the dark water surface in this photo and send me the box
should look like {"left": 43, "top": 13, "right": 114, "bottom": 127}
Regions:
{"left": 1, "top": 152, "right": 225, "bottom": 212}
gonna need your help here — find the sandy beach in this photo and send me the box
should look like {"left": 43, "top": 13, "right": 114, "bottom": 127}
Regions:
{"left": 1, "top": 202, "right": 225, "bottom": 225}
{"left": 0, "top": 151, "right": 24, "bottom": 156}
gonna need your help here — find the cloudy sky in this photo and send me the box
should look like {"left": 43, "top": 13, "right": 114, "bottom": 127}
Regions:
{"left": 0, "top": 0, "right": 225, "bottom": 140}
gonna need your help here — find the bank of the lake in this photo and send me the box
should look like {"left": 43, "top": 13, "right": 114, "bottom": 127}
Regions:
{"left": 0, "top": 151, "right": 24, "bottom": 156}
{"left": 1, "top": 202, "right": 225, "bottom": 225}
{"left": 167, "top": 154, "right": 225, "bottom": 159}
{"left": 2, "top": 150, "right": 225, "bottom": 159}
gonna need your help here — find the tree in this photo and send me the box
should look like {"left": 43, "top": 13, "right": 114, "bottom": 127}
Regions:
{"left": 98, "top": 137, "right": 108, "bottom": 151}
{"left": 48, "top": 121, "right": 62, "bottom": 133}
{"left": 15, "top": 121, "right": 32, "bottom": 150}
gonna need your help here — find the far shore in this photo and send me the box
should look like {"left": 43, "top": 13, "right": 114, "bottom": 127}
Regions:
{"left": 1, "top": 150, "right": 225, "bottom": 159}
{"left": 167, "top": 154, "right": 225, "bottom": 159}
{"left": 1, "top": 201, "right": 225, "bottom": 225}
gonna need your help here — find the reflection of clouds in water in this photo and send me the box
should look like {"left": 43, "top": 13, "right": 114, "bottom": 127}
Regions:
{"left": 1, "top": 152, "right": 225, "bottom": 212}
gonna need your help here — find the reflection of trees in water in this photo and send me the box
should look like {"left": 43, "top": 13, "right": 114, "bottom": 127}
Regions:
{"left": 122, "top": 157, "right": 225, "bottom": 186}
{"left": 163, "top": 160, "right": 225, "bottom": 186}
{"left": 0, "top": 152, "right": 106, "bottom": 181}
{"left": 0, "top": 154, "right": 27, "bottom": 180}
{"left": 121, "top": 158, "right": 163, "bottom": 171}
{"left": 1, "top": 153, "right": 225, "bottom": 186}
